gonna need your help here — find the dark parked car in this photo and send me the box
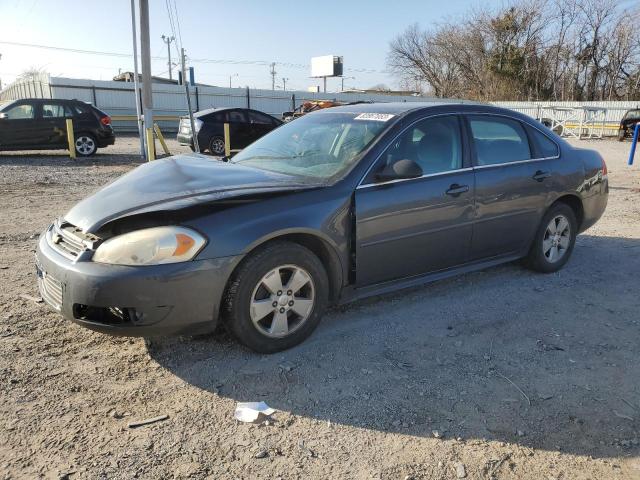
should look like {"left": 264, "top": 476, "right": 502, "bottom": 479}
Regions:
{"left": 617, "top": 108, "right": 640, "bottom": 141}
{"left": 36, "top": 103, "right": 608, "bottom": 353}
{"left": 177, "top": 107, "right": 282, "bottom": 155}
{"left": 0, "top": 98, "right": 115, "bottom": 156}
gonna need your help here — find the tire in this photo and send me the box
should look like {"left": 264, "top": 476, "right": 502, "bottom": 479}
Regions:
{"left": 74, "top": 133, "right": 97, "bottom": 156}
{"left": 524, "top": 203, "right": 577, "bottom": 273}
{"left": 223, "top": 241, "right": 329, "bottom": 353}
{"left": 208, "top": 136, "right": 225, "bottom": 156}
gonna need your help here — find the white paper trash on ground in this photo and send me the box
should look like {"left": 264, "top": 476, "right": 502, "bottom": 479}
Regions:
{"left": 234, "top": 401, "right": 276, "bottom": 423}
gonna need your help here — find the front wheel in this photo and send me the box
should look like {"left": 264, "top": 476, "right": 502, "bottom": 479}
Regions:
{"left": 524, "top": 203, "right": 577, "bottom": 273}
{"left": 74, "top": 134, "right": 97, "bottom": 156}
{"left": 223, "top": 242, "right": 329, "bottom": 353}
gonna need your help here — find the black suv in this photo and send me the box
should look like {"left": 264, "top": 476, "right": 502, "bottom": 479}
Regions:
{"left": 618, "top": 108, "right": 640, "bottom": 141}
{"left": 0, "top": 98, "right": 115, "bottom": 156}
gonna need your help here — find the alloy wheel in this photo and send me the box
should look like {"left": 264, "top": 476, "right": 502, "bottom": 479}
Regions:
{"left": 210, "top": 138, "right": 225, "bottom": 155}
{"left": 543, "top": 215, "right": 571, "bottom": 263}
{"left": 249, "top": 264, "right": 315, "bottom": 338}
{"left": 75, "top": 136, "right": 96, "bottom": 155}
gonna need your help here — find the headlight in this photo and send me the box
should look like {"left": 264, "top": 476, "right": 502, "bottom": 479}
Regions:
{"left": 93, "top": 226, "right": 206, "bottom": 266}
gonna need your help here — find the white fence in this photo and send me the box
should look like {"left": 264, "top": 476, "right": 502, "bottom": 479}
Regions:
{"left": 2, "top": 75, "right": 639, "bottom": 135}
{"left": 1, "top": 76, "right": 435, "bottom": 133}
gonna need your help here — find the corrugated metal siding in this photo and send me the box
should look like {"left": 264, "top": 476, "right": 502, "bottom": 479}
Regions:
{"left": 4, "top": 75, "right": 639, "bottom": 134}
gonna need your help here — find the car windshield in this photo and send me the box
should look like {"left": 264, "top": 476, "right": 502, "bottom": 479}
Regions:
{"left": 624, "top": 109, "right": 640, "bottom": 120}
{"left": 0, "top": 101, "right": 13, "bottom": 111}
{"left": 230, "top": 111, "right": 393, "bottom": 181}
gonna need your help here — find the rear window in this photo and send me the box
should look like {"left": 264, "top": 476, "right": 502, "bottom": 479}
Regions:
{"left": 529, "top": 127, "right": 559, "bottom": 158}
{"left": 469, "top": 116, "right": 531, "bottom": 166}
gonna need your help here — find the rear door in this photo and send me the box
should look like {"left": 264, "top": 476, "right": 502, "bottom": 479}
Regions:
{"left": 40, "top": 101, "right": 73, "bottom": 146}
{"left": 248, "top": 110, "right": 279, "bottom": 141}
{"left": 0, "top": 101, "right": 39, "bottom": 148}
{"left": 355, "top": 114, "right": 475, "bottom": 286}
{"left": 466, "top": 114, "right": 558, "bottom": 259}
{"left": 227, "top": 109, "right": 252, "bottom": 149}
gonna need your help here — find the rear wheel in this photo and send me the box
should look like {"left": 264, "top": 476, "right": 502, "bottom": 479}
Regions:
{"left": 208, "top": 136, "right": 225, "bottom": 156}
{"left": 75, "top": 134, "right": 97, "bottom": 156}
{"left": 223, "top": 242, "right": 329, "bottom": 353}
{"left": 524, "top": 203, "right": 577, "bottom": 273}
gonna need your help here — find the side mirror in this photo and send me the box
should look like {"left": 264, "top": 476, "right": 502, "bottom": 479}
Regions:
{"left": 376, "top": 158, "right": 423, "bottom": 182}
{"left": 0, "top": 113, "right": 7, "bottom": 120}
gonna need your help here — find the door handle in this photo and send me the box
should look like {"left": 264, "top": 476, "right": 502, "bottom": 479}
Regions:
{"left": 533, "top": 170, "right": 551, "bottom": 182}
{"left": 445, "top": 184, "right": 469, "bottom": 196}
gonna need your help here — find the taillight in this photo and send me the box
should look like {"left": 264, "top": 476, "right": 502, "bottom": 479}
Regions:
{"left": 100, "top": 116, "right": 111, "bottom": 126}
{"left": 602, "top": 158, "right": 608, "bottom": 176}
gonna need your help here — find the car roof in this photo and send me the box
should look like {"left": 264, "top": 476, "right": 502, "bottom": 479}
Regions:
{"left": 323, "top": 101, "right": 480, "bottom": 115}
{"left": 195, "top": 106, "right": 248, "bottom": 117}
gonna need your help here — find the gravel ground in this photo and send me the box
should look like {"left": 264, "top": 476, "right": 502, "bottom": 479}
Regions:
{"left": 1, "top": 135, "right": 639, "bottom": 480}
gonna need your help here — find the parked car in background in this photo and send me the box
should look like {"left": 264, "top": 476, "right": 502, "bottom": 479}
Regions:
{"left": 0, "top": 98, "right": 115, "bottom": 156}
{"left": 36, "top": 103, "right": 608, "bottom": 353}
{"left": 177, "top": 107, "right": 282, "bottom": 155}
{"left": 618, "top": 108, "right": 640, "bottom": 141}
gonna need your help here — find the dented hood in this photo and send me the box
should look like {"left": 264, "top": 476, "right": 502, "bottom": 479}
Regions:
{"left": 65, "top": 153, "right": 320, "bottom": 232}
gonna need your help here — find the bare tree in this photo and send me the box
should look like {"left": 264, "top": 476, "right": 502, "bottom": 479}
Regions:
{"left": 386, "top": 0, "right": 640, "bottom": 101}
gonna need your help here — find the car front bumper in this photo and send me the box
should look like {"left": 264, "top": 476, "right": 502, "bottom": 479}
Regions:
{"left": 35, "top": 231, "right": 241, "bottom": 337}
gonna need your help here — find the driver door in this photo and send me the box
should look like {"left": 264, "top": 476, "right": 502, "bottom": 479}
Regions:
{"left": 354, "top": 115, "right": 475, "bottom": 286}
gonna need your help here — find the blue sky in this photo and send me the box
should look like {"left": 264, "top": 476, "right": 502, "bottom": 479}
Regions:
{"left": 0, "top": 0, "right": 498, "bottom": 91}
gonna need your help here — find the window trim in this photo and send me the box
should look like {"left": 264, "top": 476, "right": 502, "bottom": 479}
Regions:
{"left": 357, "top": 113, "right": 469, "bottom": 189}
{"left": 356, "top": 111, "right": 561, "bottom": 189}
{"left": 463, "top": 113, "right": 560, "bottom": 170}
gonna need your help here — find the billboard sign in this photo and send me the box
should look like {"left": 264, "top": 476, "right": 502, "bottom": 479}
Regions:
{"left": 311, "top": 55, "right": 344, "bottom": 78}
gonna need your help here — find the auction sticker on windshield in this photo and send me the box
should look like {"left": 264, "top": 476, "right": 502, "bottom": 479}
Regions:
{"left": 354, "top": 113, "right": 395, "bottom": 122}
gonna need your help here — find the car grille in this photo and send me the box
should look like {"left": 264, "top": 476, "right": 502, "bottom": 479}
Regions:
{"left": 38, "top": 271, "right": 63, "bottom": 310}
{"left": 47, "top": 220, "right": 100, "bottom": 260}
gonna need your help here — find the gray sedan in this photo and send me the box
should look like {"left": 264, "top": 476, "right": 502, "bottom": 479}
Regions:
{"left": 35, "top": 103, "right": 608, "bottom": 352}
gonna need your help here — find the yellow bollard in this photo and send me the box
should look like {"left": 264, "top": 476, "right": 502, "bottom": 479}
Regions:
{"left": 153, "top": 123, "right": 171, "bottom": 155}
{"left": 66, "top": 118, "right": 76, "bottom": 159}
{"left": 145, "top": 127, "right": 155, "bottom": 161}
{"left": 223, "top": 122, "right": 231, "bottom": 157}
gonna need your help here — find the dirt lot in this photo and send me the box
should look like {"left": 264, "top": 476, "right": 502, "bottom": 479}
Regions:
{"left": 1, "top": 135, "right": 639, "bottom": 480}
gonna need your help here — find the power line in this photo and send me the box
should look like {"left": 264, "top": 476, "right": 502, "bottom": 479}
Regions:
{"left": 0, "top": 40, "right": 386, "bottom": 74}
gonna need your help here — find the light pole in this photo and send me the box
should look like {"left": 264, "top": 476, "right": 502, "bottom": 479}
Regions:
{"left": 282, "top": 77, "right": 289, "bottom": 91}
{"left": 161, "top": 34, "right": 175, "bottom": 80}
{"left": 229, "top": 73, "right": 238, "bottom": 89}
{"left": 341, "top": 76, "right": 355, "bottom": 91}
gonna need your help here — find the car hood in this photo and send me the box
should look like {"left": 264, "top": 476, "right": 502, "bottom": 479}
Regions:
{"left": 65, "top": 153, "right": 321, "bottom": 232}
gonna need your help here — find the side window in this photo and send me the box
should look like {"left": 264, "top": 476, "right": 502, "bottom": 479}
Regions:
{"left": 228, "top": 110, "right": 247, "bottom": 123}
{"left": 42, "top": 103, "right": 70, "bottom": 118}
{"left": 73, "top": 103, "right": 88, "bottom": 115}
{"left": 248, "top": 111, "right": 273, "bottom": 124}
{"left": 381, "top": 115, "right": 462, "bottom": 175}
{"left": 528, "top": 127, "right": 559, "bottom": 158}
{"left": 469, "top": 116, "right": 531, "bottom": 166}
{"left": 4, "top": 103, "right": 34, "bottom": 119}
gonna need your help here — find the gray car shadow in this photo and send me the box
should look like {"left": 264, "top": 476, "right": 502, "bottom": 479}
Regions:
{"left": 147, "top": 234, "right": 640, "bottom": 459}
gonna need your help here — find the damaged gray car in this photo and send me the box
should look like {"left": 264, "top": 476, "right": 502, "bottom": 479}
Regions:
{"left": 35, "top": 103, "right": 608, "bottom": 353}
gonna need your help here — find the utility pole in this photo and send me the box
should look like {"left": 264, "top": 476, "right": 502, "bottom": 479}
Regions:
{"left": 270, "top": 62, "right": 277, "bottom": 90}
{"left": 181, "top": 48, "right": 199, "bottom": 153}
{"left": 282, "top": 77, "right": 289, "bottom": 91}
{"left": 130, "top": 0, "right": 145, "bottom": 158}
{"left": 161, "top": 34, "right": 175, "bottom": 80}
{"left": 229, "top": 73, "right": 238, "bottom": 89}
{"left": 341, "top": 76, "right": 355, "bottom": 92}
{"left": 139, "top": 0, "right": 153, "bottom": 160}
